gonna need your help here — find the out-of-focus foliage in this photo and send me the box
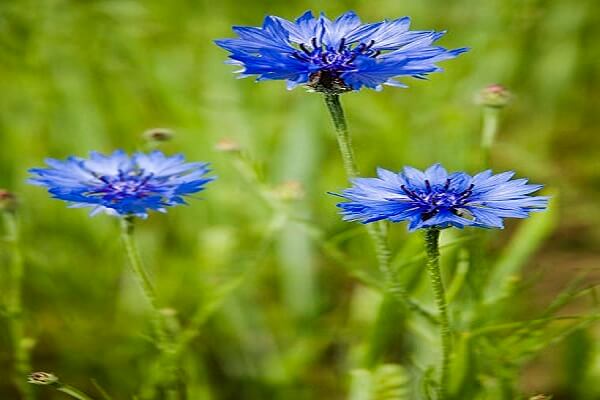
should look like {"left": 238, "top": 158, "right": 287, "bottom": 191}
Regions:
{"left": 0, "top": 0, "right": 599, "bottom": 399}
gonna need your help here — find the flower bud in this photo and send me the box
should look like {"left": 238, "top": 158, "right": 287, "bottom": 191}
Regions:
{"left": 159, "top": 307, "right": 177, "bottom": 318}
{"left": 273, "top": 180, "right": 304, "bottom": 202}
{"left": 477, "top": 84, "right": 512, "bottom": 108}
{"left": 143, "top": 128, "right": 174, "bottom": 142}
{"left": 0, "top": 189, "right": 18, "bottom": 212}
{"left": 28, "top": 372, "right": 59, "bottom": 385}
{"left": 214, "top": 137, "right": 241, "bottom": 153}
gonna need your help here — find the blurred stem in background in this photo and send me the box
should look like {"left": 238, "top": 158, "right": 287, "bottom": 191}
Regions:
{"left": 481, "top": 106, "right": 500, "bottom": 166}
{"left": 478, "top": 84, "right": 512, "bottom": 167}
{"left": 120, "top": 217, "right": 178, "bottom": 399}
{"left": 1, "top": 190, "right": 34, "bottom": 400}
{"left": 273, "top": 99, "right": 320, "bottom": 320}
{"left": 216, "top": 138, "right": 284, "bottom": 213}
{"left": 424, "top": 228, "right": 452, "bottom": 400}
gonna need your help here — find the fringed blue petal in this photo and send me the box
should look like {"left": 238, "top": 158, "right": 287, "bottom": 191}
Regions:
{"left": 332, "top": 164, "right": 548, "bottom": 231}
{"left": 216, "top": 10, "right": 467, "bottom": 91}
{"left": 28, "top": 151, "right": 214, "bottom": 218}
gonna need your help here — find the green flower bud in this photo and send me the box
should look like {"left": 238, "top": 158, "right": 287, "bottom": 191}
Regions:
{"left": 28, "top": 372, "right": 59, "bottom": 385}
{"left": 477, "top": 84, "right": 512, "bottom": 108}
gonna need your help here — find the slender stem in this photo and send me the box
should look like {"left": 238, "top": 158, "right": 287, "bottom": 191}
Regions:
{"left": 120, "top": 217, "right": 178, "bottom": 398}
{"left": 424, "top": 229, "right": 452, "bottom": 399}
{"left": 323, "top": 94, "right": 359, "bottom": 177}
{"left": 120, "top": 218, "right": 162, "bottom": 320}
{"left": 323, "top": 94, "right": 430, "bottom": 321}
{"left": 230, "top": 154, "right": 283, "bottom": 212}
{"left": 56, "top": 384, "right": 95, "bottom": 400}
{"left": 481, "top": 106, "right": 500, "bottom": 167}
{"left": 91, "top": 379, "right": 113, "bottom": 400}
{"left": 323, "top": 93, "right": 389, "bottom": 270}
{"left": 3, "top": 212, "right": 34, "bottom": 400}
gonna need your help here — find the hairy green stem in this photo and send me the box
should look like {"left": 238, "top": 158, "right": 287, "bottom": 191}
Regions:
{"left": 3, "top": 212, "right": 34, "bottom": 400}
{"left": 120, "top": 218, "right": 178, "bottom": 399}
{"left": 323, "top": 94, "right": 359, "bottom": 177}
{"left": 424, "top": 229, "right": 452, "bottom": 399}
{"left": 323, "top": 94, "right": 432, "bottom": 321}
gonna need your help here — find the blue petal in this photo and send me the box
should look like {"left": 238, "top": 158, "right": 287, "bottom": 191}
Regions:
{"left": 28, "top": 150, "right": 214, "bottom": 218}
{"left": 424, "top": 163, "right": 448, "bottom": 186}
{"left": 216, "top": 11, "right": 468, "bottom": 91}
{"left": 357, "top": 17, "right": 413, "bottom": 50}
{"left": 273, "top": 10, "right": 320, "bottom": 44}
{"left": 332, "top": 164, "right": 548, "bottom": 231}
{"left": 320, "top": 11, "right": 362, "bottom": 48}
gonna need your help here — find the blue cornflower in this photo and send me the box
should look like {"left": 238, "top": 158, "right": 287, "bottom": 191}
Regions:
{"left": 215, "top": 10, "right": 467, "bottom": 93}
{"left": 29, "top": 150, "right": 214, "bottom": 218}
{"left": 334, "top": 164, "right": 548, "bottom": 231}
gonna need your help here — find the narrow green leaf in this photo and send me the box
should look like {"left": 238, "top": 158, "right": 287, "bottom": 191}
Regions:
{"left": 485, "top": 194, "right": 558, "bottom": 303}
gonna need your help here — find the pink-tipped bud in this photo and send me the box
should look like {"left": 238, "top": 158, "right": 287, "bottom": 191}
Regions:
{"left": 0, "top": 189, "right": 18, "bottom": 212}
{"left": 477, "top": 84, "right": 512, "bottom": 108}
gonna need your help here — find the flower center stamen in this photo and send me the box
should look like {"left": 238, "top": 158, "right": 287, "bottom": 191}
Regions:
{"left": 297, "top": 36, "right": 383, "bottom": 93}
{"left": 293, "top": 36, "right": 382, "bottom": 68}
{"left": 400, "top": 181, "right": 477, "bottom": 221}
{"left": 88, "top": 169, "right": 157, "bottom": 201}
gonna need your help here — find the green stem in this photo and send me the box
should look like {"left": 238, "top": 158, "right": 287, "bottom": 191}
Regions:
{"left": 481, "top": 106, "right": 500, "bottom": 167}
{"left": 231, "top": 154, "right": 282, "bottom": 212}
{"left": 56, "top": 384, "right": 95, "bottom": 400}
{"left": 323, "top": 94, "right": 430, "bottom": 321}
{"left": 323, "top": 94, "right": 358, "bottom": 177}
{"left": 120, "top": 218, "right": 163, "bottom": 325}
{"left": 323, "top": 93, "right": 390, "bottom": 271}
{"left": 3, "top": 212, "right": 34, "bottom": 400}
{"left": 120, "top": 218, "right": 178, "bottom": 398}
{"left": 424, "top": 229, "right": 452, "bottom": 399}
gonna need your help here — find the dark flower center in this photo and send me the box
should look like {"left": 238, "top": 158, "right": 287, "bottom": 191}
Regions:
{"left": 292, "top": 38, "right": 380, "bottom": 69}
{"left": 293, "top": 37, "right": 381, "bottom": 93}
{"left": 400, "top": 179, "right": 475, "bottom": 221}
{"left": 88, "top": 169, "right": 157, "bottom": 202}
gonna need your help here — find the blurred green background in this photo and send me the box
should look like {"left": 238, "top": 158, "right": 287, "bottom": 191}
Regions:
{"left": 1, "top": 0, "right": 599, "bottom": 399}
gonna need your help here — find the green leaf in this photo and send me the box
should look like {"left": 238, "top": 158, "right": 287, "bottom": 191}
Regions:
{"left": 484, "top": 193, "right": 558, "bottom": 303}
{"left": 348, "top": 369, "right": 373, "bottom": 400}
{"left": 348, "top": 365, "right": 411, "bottom": 400}
{"left": 448, "top": 334, "right": 476, "bottom": 399}
{"left": 371, "top": 364, "right": 411, "bottom": 400}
